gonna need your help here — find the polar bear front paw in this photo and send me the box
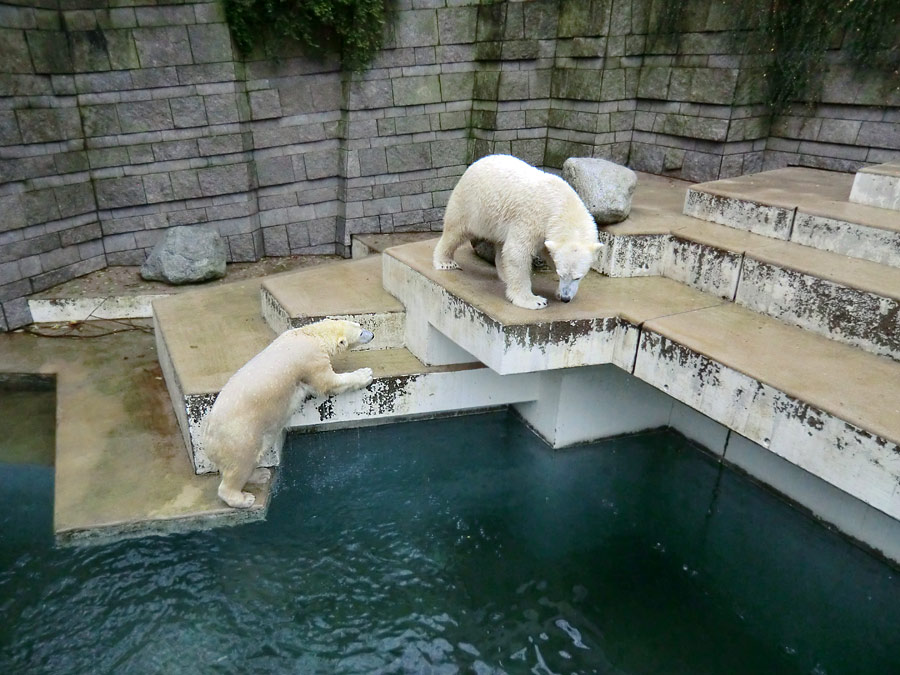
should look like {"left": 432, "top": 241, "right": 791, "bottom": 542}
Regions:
{"left": 434, "top": 260, "right": 461, "bottom": 270}
{"left": 512, "top": 294, "right": 548, "bottom": 310}
{"left": 354, "top": 367, "right": 374, "bottom": 387}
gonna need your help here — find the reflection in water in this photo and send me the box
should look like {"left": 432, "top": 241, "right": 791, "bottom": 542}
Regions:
{"left": 1, "top": 410, "right": 898, "bottom": 674}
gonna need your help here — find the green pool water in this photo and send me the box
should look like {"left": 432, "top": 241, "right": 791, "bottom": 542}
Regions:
{"left": 1, "top": 409, "right": 898, "bottom": 674}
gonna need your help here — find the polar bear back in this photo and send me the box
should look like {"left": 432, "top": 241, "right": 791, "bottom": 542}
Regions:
{"left": 445, "top": 154, "right": 595, "bottom": 245}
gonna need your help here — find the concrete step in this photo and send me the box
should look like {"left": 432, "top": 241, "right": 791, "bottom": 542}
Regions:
{"left": 153, "top": 272, "right": 531, "bottom": 475}
{"left": 598, "top": 174, "right": 900, "bottom": 362}
{"left": 384, "top": 238, "right": 900, "bottom": 529}
{"left": 851, "top": 162, "right": 900, "bottom": 211}
{"left": 260, "top": 255, "right": 405, "bottom": 351}
{"left": 684, "top": 167, "right": 900, "bottom": 267}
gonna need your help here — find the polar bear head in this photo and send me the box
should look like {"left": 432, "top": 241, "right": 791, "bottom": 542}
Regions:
{"left": 544, "top": 240, "right": 603, "bottom": 303}
{"left": 300, "top": 318, "right": 374, "bottom": 355}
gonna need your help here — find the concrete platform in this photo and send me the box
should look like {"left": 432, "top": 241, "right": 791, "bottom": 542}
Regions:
{"left": 851, "top": 162, "right": 900, "bottom": 211}
{"left": 599, "top": 175, "right": 900, "bottom": 361}
{"left": 0, "top": 321, "right": 270, "bottom": 545}
{"left": 684, "top": 167, "right": 900, "bottom": 267}
{"left": 153, "top": 265, "right": 534, "bottom": 474}
{"left": 260, "top": 255, "right": 406, "bottom": 350}
{"left": 384, "top": 237, "right": 900, "bottom": 530}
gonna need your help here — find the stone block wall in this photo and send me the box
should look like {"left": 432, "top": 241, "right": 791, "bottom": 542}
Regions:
{"left": 0, "top": 0, "right": 897, "bottom": 330}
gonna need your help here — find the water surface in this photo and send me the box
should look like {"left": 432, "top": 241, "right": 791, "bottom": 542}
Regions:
{"left": 1, "top": 410, "right": 898, "bottom": 674}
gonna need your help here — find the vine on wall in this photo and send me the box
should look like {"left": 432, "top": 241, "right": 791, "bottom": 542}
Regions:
{"left": 224, "top": 0, "right": 387, "bottom": 70}
{"left": 651, "top": 0, "right": 900, "bottom": 112}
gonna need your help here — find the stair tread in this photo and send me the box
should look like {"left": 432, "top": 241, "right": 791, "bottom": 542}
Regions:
{"left": 154, "top": 273, "right": 476, "bottom": 396}
{"left": 690, "top": 167, "right": 900, "bottom": 234}
{"left": 644, "top": 302, "right": 900, "bottom": 445}
{"left": 606, "top": 176, "right": 900, "bottom": 300}
{"left": 262, "top": 255, "right": 403, "bottom": 319}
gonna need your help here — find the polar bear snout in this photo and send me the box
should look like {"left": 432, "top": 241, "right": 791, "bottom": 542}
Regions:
{"left": 557, "top": 277, "right": 581, "bottom": 303}
{"left": 358, "top": 329, "right": 374, "bottom": 344}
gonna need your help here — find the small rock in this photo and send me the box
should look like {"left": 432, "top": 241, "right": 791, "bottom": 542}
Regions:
{"left": 140, "top": 226, "right": 227, "bottom": 285}
{"left": 562, "top": 157, "right": 637, "bottom": 224}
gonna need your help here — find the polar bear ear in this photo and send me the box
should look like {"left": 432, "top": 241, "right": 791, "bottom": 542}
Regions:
{"left": 338, "top": 337, "right": 348, "bottom": 348}
{"left": 544, "top": 240, "right": 559, "bottom": 253}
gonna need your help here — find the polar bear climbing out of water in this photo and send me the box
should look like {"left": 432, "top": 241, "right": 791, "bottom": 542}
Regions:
{"left": 201, "top": 319, "right": 374, "bottom": 509}
{"left": 433, "top": 154, "right": 603, "bottom": 310}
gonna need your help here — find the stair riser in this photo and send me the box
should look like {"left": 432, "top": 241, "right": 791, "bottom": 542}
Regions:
{"left": 261, "top": 287, "right": 406, "bottom": 351}
{"left": 791, "top": 213, "right": 900, "bottom": 268}
{"left": 684, "top": 190, "right": 793, "bottom": 239}
{"left": 685, "top": 188, "right": 900, "bottom": 268}
{"left": 850, "top": 171, "right": 900, "bottom": 211}
{"left": 595, "top": 232, "right": 898, "bottom": 360}
{"left": 736, "top": 259, "right": 900, "bottom": 362}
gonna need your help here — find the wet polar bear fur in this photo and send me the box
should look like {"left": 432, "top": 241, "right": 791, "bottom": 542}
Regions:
{"left": 201, "top": 318, "right": 374, "bottom": 508}
{"left": 433, "top": 154, "right": 602, "bottom": 309}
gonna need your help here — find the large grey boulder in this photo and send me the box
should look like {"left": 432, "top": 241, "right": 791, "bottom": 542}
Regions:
{"left": 562, "top": 157, "right": 637, "bottom": 224}
{"left": 140, "top": 226, "right": 227, "bottom": 285}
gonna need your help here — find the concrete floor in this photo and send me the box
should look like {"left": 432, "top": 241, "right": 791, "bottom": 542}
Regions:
{"left": 0, "top": 321, "right": 272, "bottom": 543}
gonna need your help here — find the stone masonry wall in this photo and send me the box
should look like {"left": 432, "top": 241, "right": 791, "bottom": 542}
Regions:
{"left": 0, "top": 0, "right": 897, "bottom": 330}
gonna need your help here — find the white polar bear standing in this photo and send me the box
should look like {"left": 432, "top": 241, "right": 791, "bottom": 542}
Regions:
{"left": 201, "top": 318, "right": 374, "bottom": 508}
{"left": 433, "top": 154, "right": 603, "bottom": 309}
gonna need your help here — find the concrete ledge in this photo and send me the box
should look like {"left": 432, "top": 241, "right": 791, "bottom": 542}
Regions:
{"left": 850, "top": 162, "right": 900, "bottom": 211}
{"left": 260, "top": 255, "right": 406, "bottom": 350}
{"left": 684, "top": 167, "right": 900, "bottom": 267}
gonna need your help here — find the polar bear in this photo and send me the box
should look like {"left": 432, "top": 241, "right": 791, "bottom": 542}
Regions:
{"left": 201, "top": 318, "right": 374, "bottom": 508}
{"left": 433, "top": 154, "right": 602, "bottom": 309}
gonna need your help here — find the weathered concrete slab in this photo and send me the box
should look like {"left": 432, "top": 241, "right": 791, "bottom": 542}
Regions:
{"left": 260, "top": 255, "right": 405, "bottom": 350}
{"left": 383, "top": 238, "right": 725, "bottom": 375}
{"left": 684, "top": 167, "right": 900, "bottom": 266}
{"left": 0, "top": 322, "right": 270, "bottom": 545}
{"left": 597, "top": 175, "right": 900, "bottom": 359}
{"left": 850, "top": 162, "right": 900, "bottom": 211}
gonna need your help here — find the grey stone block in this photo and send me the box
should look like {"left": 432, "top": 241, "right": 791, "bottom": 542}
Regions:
{"left": 82, "top": 104, "right": 120, "bottom": 137}
{"left": 154, "top": 140, "right": 199, "bottom": 162}
{"left": 54, "top": 183, "right": 96, "bottom": 218}
{"left": 40, "top": 244, "right": 81, "bottom": 272}
{"left": 563, "top": 157, "right": 637, "bottom": 224}
{"left": 59, "top": 221, "right": 102, "bottom": 247}
{"left": 393, "top": 75, "right": 442, "bottom": 106}
{"left": 249, "top": 89, "right": 281, "bottom": 120}
{"left": 141, "top": 225, "right": 227, "bottom": 285}
{"left": 858, "top": 121, "right": 900, "bottom": 150}
{"left": 255, "top": 156, "right": 295, "bottom": 187}
{"left": 198, "top": 133, "right": 244, "bottom": 156}
{"left": 107, "top": 250, "right": 146, "bottom": 266}
{"left": 69, "top": 30, "right": 111, "bottom": 72}
{"left": 135, "top": 5, "right": 195, "bottom": 28}
{"left": 143, "top": 173, "right": 174, "bottom": 203}
{"left": 386, "top": 143, "right": 432, "bottom": 173}
{"left": 95, "top": 175, "right": 146, "bottom": 210}
{"left": 171, "top": 95, "right": 208, "bottom": 128}
{"left": 54, "top": 151, "right": 90, "bottom": 174}
{"left": 117, "top": 100, "right": 173, "bottom": 133}
{"left": 0, "top": 111, "right": 21, "bottom": 146}
{"left": 23, "top": 189, "right": 59, "bottom": 225}
{"left": 438, "top": 6, "right": 477, "bottom": 44}
{"left": 26, "top": 30, "right": 72, "bottom": 74}
{"left": 395, "top": 114, "right": 431, "bottom": 135}
{"left": 133, "top": 26, "right": 193, "bottom": 68}
{"left": 689, "top": 69, "right": 738, "bottom": 105}
{"left": 0, "top": 194, "right": 25, "bottom": 233}
{"left": 88, "top": 147, "right": 130, "bottom": 169}
{"left": 440, "top": 72, "right": 474, "bottom": 101}
{"left": 359, "top": 147, "right": 387, "bottom": 176}
{"left": 2, "top": 297, "right": 32, "bottom": 330}
{"left": 188, "top": 23, "right": 232, "bottom": 63}
{"left": 393, "top": 9, "right": 438, "bottom": 48}
{"left": 17, "top": 108, "right": 80, "bottom": 144}
{"left": 262, "top": 225, "right": 289, "bottom": 256}
{"left": 204, "top": 93, "right": 240, "bottom": 125}
{"left": 430, "top": 138, "right": 468, "bottom": 166}
{"left": 1, "top": 27, "right": 34, "bottom": 74}
{"left": 817, "top": 119, "right": 862, "bottom": 145}
{"left": 198, "top": 164, "right": 250, "bottom": 196}
{"left": 304, "top": 150, "right": 339, "bottom": 180}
